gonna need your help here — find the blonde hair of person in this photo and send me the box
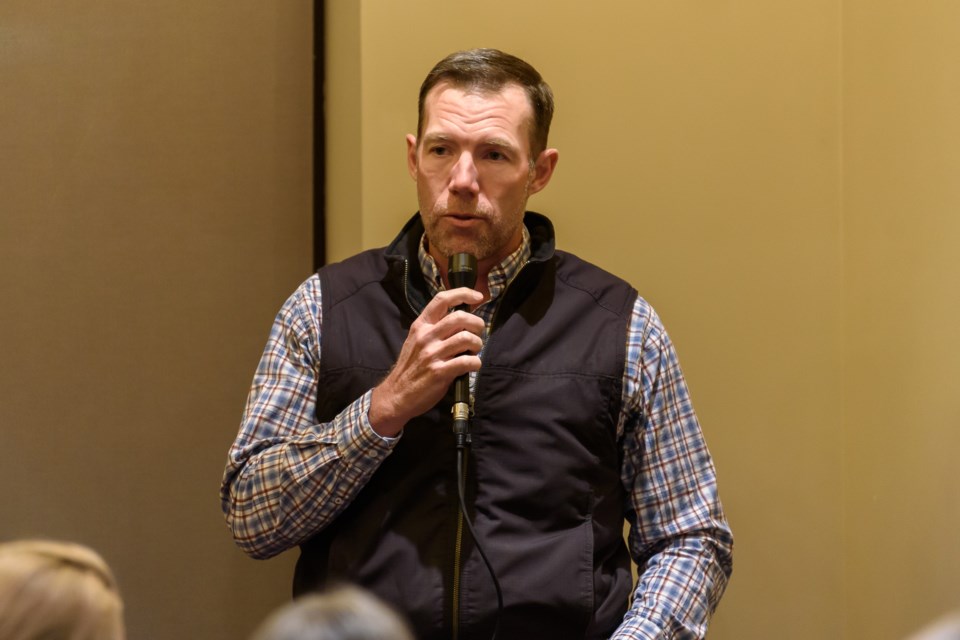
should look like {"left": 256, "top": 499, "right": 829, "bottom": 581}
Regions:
{"left": 251, "top": 585, "right": 414, "bottom": 640}
{"left": 0, "top": 540, "right": 125, "bottom": 640}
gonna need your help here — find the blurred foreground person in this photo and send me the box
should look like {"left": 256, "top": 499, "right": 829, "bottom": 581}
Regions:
{"left": 908, "top": 612, "right": 960, "bottom": 640}
{"left": 0, "top": 540, "right": 125, "bottom": 640}
{"left": 251, "top": 586, "right": 413, "bottom": 640}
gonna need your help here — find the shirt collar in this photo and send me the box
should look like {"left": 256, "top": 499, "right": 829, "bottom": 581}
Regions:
{"left": 418, "top": 226, "right": 532, "bottom": 303}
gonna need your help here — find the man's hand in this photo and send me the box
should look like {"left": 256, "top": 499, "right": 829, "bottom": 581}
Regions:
{"left": 369, "top": 287, "right": 485, "bottom": 437}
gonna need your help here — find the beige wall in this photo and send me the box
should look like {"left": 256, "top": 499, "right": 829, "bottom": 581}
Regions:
{"left": 327, "top": 2, "right": 959, "bottom": 639}
{"left": 843, "top": 2, "right": 960, "bottom": 638}
{"left": 0, "top": 2, "right": 309, "bottom": 638}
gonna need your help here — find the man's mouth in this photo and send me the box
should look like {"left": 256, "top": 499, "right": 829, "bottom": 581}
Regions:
{"left": 445, "top": 212, "right": 481, "bottom": 222}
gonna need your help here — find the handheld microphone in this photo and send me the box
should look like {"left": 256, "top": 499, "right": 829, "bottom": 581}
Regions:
{"left": 448, "top": 253, "right": 477, "bottom": 448}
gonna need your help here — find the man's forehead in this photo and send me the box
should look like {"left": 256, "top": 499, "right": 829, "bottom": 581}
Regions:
{"left": 421, "top": 82, "right": 534, "bottom": 134}
{"left": 425, "top": 81, "right": 531, "bottom": 113}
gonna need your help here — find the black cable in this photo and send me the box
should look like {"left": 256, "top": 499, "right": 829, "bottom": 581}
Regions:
{"left": 456, "top": 446, "right": 503, "bottom": 640}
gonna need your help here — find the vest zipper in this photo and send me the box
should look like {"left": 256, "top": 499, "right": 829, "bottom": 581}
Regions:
{"left": 451, "top": 259, "right": 531, "bottom": 638}
{"left": 401, "top": 259, "right": 418, "bottom": 316}
{"left": 402, "top": 256, "right": 465, "bottom": 633}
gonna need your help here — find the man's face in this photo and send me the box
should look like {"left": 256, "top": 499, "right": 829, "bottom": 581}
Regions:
{"left": 407, "top": 82, "right": 556, "bottom": 268}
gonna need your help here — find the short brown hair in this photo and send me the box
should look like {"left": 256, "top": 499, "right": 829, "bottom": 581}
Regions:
{"left": 417, "top": 48, "right": 555, "bottom": 157}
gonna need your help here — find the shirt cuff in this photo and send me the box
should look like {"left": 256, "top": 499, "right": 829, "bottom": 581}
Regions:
{"left": 357, "top": 389, "right": 401, "bottom": 445}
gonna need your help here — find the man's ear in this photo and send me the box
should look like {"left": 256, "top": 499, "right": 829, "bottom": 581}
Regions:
{"left": 406, "top": 134, "right": 418, "bottom": 180}
{"left": 528, "top": 148, "right": 559, "bottom": 195}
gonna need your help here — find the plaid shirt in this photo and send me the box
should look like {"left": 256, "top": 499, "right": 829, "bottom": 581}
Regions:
{"left": 221, "top": 229, "right": 732, "bottom": 639}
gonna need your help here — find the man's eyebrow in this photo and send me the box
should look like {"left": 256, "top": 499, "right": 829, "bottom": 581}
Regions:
{"left": 421, "top": 133, "right": 453, "bottom": 146}
{"left": 481, "top": 137, "right": 518, "bottom": 150}
{"left": 420, "top": 133, "right": 518, "bottom": 150}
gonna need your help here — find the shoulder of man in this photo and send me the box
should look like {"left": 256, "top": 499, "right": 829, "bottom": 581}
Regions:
{"left": 551, "top": 249, "right": 638, "bottom": 318}
{"left": 316, "top": 246, "right": 396, "bottom": 308}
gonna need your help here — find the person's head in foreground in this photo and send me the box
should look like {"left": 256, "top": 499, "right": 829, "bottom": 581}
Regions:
{"left": 0, "top": 539, "right": 125, "bottom": 640}
{"left": 251, "top": 585, "right": 414, "bottom": 640}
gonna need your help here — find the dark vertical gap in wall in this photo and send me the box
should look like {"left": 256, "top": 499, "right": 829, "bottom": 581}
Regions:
{"left": 313, "top": 0, "right": 326, "bottom": 270}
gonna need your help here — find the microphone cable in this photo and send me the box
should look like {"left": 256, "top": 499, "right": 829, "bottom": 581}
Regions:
{"left": 456, "top": 443, "right": 503, "bottom": 640}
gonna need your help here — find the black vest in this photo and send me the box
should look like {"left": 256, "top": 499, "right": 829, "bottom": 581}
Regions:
{"left": 294, "top": 213, "right": 638, "bottom": 640}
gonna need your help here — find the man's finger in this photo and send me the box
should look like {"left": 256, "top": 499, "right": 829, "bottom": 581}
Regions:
{"left": 421, "top": 287, "right": 484, "bottom": 320}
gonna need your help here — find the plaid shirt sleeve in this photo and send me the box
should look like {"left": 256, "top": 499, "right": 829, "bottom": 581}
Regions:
{"left": 611, "top": 297, "right": 734, "bottom": 639}
{"left": 219, "top": 275, "right": 398, "bottom": 559}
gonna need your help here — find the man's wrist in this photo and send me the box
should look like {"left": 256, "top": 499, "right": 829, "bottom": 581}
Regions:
{"left": 368, "top": 385, "right": 406, "bottom": 438}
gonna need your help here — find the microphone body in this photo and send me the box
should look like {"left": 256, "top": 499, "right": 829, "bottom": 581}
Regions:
{"left": 448, "top": 253, "right": 477, "bottom": 447}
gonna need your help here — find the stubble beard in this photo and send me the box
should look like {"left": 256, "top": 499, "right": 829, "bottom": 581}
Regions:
{"left": 422, "top": 176, "right": 532, "bottom": 263}
{"left": 423, "top": 201, "right": 499, "bottom": 262}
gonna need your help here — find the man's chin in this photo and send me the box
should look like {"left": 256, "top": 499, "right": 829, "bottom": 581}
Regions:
{"left": 426, "top": 233, "right": 491, "bottom": 263}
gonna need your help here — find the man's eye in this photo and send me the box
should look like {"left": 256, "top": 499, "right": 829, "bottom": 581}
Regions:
{"left": 429, "top": 146, "right": 449, "bottom": 156}
{"left": 487, "top": 150, "right": 506, "bottom": 161}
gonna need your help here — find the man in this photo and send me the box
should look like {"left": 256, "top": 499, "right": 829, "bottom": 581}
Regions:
{"left": 221, "top": 49, "right": 733, "bottom": 639}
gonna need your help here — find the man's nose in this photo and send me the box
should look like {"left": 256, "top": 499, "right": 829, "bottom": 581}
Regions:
{"left": 449, "top": 152, "right": 479, "bottom": 196}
